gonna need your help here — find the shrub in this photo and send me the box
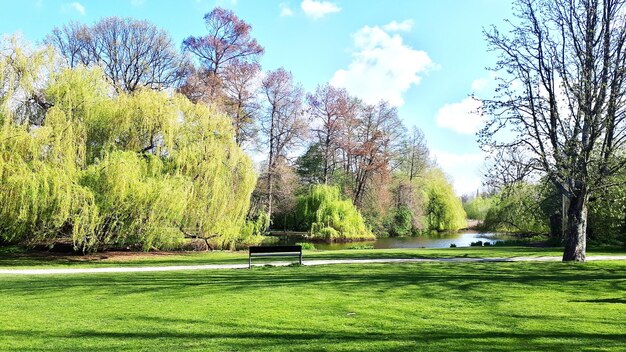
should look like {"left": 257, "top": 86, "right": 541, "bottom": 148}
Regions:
{"left": 296, "top": 242, "right": 316, "bottom": 250}
{"left": 347, "top": 244, "right": 374, "bottom": 250}
{"left": 294, "top": 185, "right": 374, "bottom": 241}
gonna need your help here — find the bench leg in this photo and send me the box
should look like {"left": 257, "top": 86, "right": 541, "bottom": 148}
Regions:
{"left": 299, "top": 253, "right": 302, "bottom": 265}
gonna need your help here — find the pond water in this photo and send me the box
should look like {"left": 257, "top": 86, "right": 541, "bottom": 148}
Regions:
{"left": 262, "top": 231, "right": 513, "bottom": 250}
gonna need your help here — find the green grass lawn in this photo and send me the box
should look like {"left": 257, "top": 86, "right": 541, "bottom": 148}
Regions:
{"left": 2, "top": 245, "right": 626, "bottom": 269}
{"left": 1, "top": 260, "right": 625, "bottom": 351}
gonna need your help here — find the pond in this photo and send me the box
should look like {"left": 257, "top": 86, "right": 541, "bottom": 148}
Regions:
{"left": 262, "top": 231, "right": 514, "bottom": 250}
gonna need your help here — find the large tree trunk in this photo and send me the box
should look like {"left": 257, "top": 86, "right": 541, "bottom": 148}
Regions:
{"left": 562, "top": 189, "right": 588, "bottom": 262}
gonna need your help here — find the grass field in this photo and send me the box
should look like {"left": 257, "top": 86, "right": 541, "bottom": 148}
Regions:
{"left": 2, "top": 245, "right": 626, "bottom": 269}
{"left": 1, "top": 254, "right": 625, "bottom": 351}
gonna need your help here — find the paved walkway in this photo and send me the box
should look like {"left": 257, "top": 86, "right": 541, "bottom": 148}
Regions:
{"left": 1, "top": 255, "right": 625, "bottom": 275}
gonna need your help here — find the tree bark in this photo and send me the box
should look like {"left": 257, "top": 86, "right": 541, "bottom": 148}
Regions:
{"left": 562, "top": 189, "right": 588, "bottom": 262}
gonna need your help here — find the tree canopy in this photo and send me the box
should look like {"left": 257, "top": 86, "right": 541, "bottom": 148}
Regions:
{"left": 0, "top": 40, "right": 257, "bottom": 252}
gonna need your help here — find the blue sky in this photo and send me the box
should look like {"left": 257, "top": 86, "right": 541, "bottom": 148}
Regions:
{"left": 0, "top": 0, "right": 514, "bottom": 195}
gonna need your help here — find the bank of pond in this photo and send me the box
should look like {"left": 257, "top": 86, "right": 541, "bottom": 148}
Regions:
{"left": 263, "top": 231, "right": 522, "bottom": 250}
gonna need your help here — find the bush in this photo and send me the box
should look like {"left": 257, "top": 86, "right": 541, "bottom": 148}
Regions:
{"left": 296, "top": 242, "right": 316, "bottom": 250}
{"left": 347, "top": 244, "right": 374, "bottom": 250}
{"left": 294, "top": 185, "right": 374, "bottom": 241}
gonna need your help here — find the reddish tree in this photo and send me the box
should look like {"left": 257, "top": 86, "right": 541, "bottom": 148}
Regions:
{"left": 182, "top": 7, "right": 264, "bottom": 75}
{"left": 177, "top": 67, "right": 221, "bottom": 104}
{"left": 346, "top": 102, "right": 404, "bottom": 206}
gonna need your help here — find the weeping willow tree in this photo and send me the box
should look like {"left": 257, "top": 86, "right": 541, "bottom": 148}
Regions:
{"left": 418, "top": 169, "right": 467, "bottom": 232}
{"left": 294, "top": 185, "right": 374, "bottom": 241}
{"left": 0, "top": 38, "right": 257, "bottom": 252}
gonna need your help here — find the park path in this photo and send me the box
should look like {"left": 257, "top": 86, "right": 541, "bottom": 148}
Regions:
{"left": 1, "top": 255, "right": 626, "bottom": 275}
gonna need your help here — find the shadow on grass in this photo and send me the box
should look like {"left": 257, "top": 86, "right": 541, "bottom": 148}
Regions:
{"left": 2, "top": 325, "right": 625, "bottom": 351}
{"left": 571, "top": 297, "right": 626, "bottom": 304}
{"left": 1, "top": 262, "right": 625, "bottom": 298}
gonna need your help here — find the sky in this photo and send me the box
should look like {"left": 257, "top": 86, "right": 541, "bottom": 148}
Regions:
{"left": 0, "top": 0, "right": 515, "bottom": 195}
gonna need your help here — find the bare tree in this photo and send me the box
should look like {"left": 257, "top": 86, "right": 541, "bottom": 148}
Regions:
{"left": 261, "top": 68, "right": 306, "bottom": 218}
{"left": 47, "top": 17, "right": 188, "bottom": 92}
{"left": 481, "top": 147, "right": 535, "bottom": 190}
{"left": 222, "top": 60, "right": 261, "bottom": 147}
{"left": 481, "top": 0, "right": 626, "bottom": 261}
{"left": 307, "top": 84, "right": 356, "bottom": 183}
{"left": 46, "top": 22, "right": 90, "bottom": 68}
{"left": 401, "top": 126, "right": 429, "bottom": 182}
{"left": 182, "top": 7, "right": 264, "bottom": 75}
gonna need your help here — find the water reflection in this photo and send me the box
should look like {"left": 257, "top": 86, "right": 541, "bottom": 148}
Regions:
{"left": 262, "top": 231, "right": 513, "bottom": 250}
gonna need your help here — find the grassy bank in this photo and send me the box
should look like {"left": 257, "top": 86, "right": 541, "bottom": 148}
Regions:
{"left": 1, "top": 261, "right": 625, "bottom": 351}
{"left": 2, "top": 246, "right": 626, "bottom": 269}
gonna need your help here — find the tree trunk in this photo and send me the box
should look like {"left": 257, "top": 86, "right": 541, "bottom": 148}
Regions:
{"left": 267, "top": 170, "right": 273, "bottom": 219}
{"left": 562, "top": 189, "right": 588, "bottom": 262}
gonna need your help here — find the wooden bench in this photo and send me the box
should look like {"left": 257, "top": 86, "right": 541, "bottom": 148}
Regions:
{"left": 248, "top": 245, "right": 302, "bottom": 268}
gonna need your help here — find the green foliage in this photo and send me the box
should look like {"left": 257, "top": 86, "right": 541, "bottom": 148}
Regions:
{"left": 296, "top": 242, "right": 316, "bottom": 250}
{"left": 419, "top": 169, "right": 467, "bottom": 231}
{"left": 0, "top": 45, "right": 256, "bottom": 252}
{"left": 463, "top": 196, "right": 494, "bottom": 221}
{"left": 482, "top": 183, "right": 550, "bottom": 234}
{"left": 240, "top": 208, "right": 270, "bottom": 246}
{"left": 295, "top": 185, "right": 374, "bottom": 241}
{"left": 346, "top": 244, "right": 374, "bottom": 250}
{"left": 78, "top": 152, "right": 190, "bottom": 251}
{"left": 295, "top": 143, "right": 324, "bottom": 184}
{"left": 587, "top": 179, "right": 626, "bottom": 245}
{"left": 387, "top": 205, "right": 413, "bottom": 236}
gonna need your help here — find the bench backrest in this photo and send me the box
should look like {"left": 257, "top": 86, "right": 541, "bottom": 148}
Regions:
{"left": 249, "top": 245, "right": 302, "bottom": 254}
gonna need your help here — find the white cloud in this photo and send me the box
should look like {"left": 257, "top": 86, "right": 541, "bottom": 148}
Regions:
{"left": 471, "top": 77, "right": 489, "bottom": 92}
{"left": 301, "top": 0, "right": 340, "bottom": 19}
{"left": 62, "top": 1, "right": 85, "bottom": 15}
{"left": 431, "top": 150, "right": 486, "bottom": 195}
{"left": 330, "top": 24, "right": 434, "bottom": 107}
{"left": 470, "top": 72, "right": 499, "bottom": 94}
{"left": 382, "top": 19, "right": 414, "bottom": 32}
{"left": 435, "top": 97, "right": 484, "bottom": 135}
{"left": 280, "top": 3, "right": 294, "bottom": 17}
